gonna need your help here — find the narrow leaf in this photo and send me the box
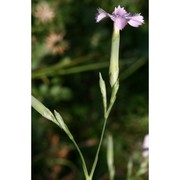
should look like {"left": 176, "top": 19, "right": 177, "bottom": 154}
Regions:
{"left": 54, "top": 110, "right": 73, "bottom": 139}
{"left": 54, "top": 110, "right": 66, "bottom": 130}
{"left": 99, "top": 73, "right": 107, "bottom": 112}
{"left": 110, "top": 79, "right": 119, "bottom": 104}
{"left": 31, "top": 95, "right": 59, "bottom": 126}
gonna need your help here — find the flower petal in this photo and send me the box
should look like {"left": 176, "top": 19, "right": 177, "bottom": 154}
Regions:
{"left": 95, "top": 8, "right": 108, "bottom": 22}
{"left": 127, "top": 13, "right": 144, "bottom": 27}
{"left": 114, "top": 17, "right": 128, "bottom": 30}
{"left": 113, "top": 5, "right": 128, "bottom": 16}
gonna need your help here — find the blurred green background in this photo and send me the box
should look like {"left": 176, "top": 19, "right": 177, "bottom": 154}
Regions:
{"left": 32, "top": 0, "right": 148, "bottom": 179}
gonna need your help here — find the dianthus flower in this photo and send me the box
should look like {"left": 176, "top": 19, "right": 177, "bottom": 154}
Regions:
{"left": 96, "top": 5, "right": 144, "bottom": 30}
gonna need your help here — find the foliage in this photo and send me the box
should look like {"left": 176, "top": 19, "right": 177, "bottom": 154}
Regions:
{"left": 32, "top": 0, "right": 148, "bottom": 179}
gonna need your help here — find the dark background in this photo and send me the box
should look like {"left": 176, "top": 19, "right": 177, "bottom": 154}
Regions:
{"left": 32, "top": 0, "right": 148, "bottom": 179}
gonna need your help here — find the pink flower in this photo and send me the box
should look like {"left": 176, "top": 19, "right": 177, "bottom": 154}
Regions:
{"left": 96, "top": 5, "right": 144, "bottom": 30}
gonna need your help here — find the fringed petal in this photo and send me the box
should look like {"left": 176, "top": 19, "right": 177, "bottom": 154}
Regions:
{"left": 114, "top": 17, "right": 128, "bottom": 30}
{"left": 127, "top": 13, "right": 144, "bottom": 27}
{"left": 113, "top": 5, "right": 128, "bottom": 16}
{"left": 95, "top": 8, "right": 108, "bottom": 22}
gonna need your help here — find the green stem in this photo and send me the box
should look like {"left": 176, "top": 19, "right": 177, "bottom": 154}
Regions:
{"left": 106, "top": 83, "right": 119, "bottom": 119}
{"left": 89, "top": 114, "right": 108, "bottom": 179}
{"left": 70, "top": 136, "right": 90, "bottom": 179}
{"left": 89, "top": 25, "right": 120, "bottom": 179}
{"left": 89, "top": 84, "right": 118, "bottom": 179}
{"left": 32, "top": 54, "right": 100, "bottom": 79}
{"left": 32, "top": 61, "right": 108, "bottom": 79}
{"left": 120, "top": 57, "right": 147, "bottom": 81}
{"left": 57, "top": 62, "right": 108, "bottom": 76}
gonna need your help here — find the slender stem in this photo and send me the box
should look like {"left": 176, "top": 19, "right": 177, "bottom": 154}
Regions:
{"left": 106, "top": 92, "right": 117, "bottom": 119}
{"left": 32, "top": 54, "right": 102, "bottom": 79}
{"left": 70, "top": 136, "right": 90, "bottom": 179}
{"left": 119, "top": 57, "right": 147, "bottom": 81}
{"left": 90, "top": 115, "right": 108, "bottom": 178}
{"left": 57, "top": 62, "right": 108, "bottom": 75}
{"left": 89, "top": 25, "right": 120, "bottom": 179}
{"left": 106, "top": 101, "right": 115, "bottom": 120}
{"left": 89, "top": 86, "right": 118, "bottom": 178}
